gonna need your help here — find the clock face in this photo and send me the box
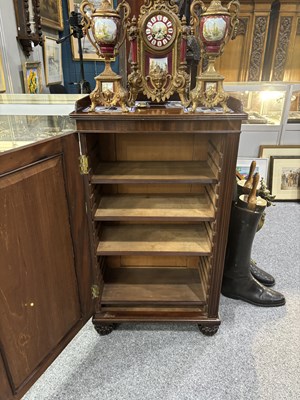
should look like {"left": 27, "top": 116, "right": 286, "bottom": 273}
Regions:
{"left": 144, "top": 13, "right": 176, "bottom": 50}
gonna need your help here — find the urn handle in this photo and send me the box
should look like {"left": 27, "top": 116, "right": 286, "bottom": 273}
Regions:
{"left": 80, "top": 1, "right": 95, "bottom": 30}
{"left": 115, "top": 0, "right": 131, "bottom": 52}
{"left": 190, "top": 0, "right": 206, "bottom": 35}
{"left": 79, "top": 1, "right": 100, "bottom": 55}
{"left": 227, "top": 0, "right": 240, "bottom": 40}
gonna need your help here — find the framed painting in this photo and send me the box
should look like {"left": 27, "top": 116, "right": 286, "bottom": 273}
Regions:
{"left": 23, "top": 62, "right": 42, "bottom": 94}
{"left": 0, "top": 50, "right": 6, "bottom": 92}
{"left": 40, "top": 0, "right": 64, "bottom": 31}
{"left": 259, "top": 145, "right": 300, "bottom": 158}
{"left": 269, "top": 156, "right": 300, "bottom": 200}
{"left": 68, "top": 0, "right": 105, "bottom": 61}
{"left": 44, "top": 36, "right": 63, "bottom": 85}
{"left": 236, "top": 157, "right": 268, "bottom": 183}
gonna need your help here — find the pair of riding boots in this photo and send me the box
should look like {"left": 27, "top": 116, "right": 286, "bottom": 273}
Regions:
{"left": 221, "top": 200, "right": 285, "bottom": 307}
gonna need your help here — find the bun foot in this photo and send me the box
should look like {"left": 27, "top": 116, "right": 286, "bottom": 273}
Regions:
{"left": 94, "top": 323, "right": 116, "bottom": 336}
{"left": 198, "top": 324, "right": 219, "bottom": 336}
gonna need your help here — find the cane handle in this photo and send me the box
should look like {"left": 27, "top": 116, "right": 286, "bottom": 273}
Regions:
{"left": 244, "top": 160, "right": 256, "bottom": 188}
{"left": 247, "top": 172, "right": 259, "bottom": 210}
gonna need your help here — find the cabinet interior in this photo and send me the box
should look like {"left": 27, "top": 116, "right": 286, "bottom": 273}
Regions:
{"left": 85, "top": 131, "right": 224, "bottom": 317}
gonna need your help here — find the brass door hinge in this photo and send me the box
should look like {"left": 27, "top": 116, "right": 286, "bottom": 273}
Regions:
{"left": 91, "top": 284, "right": 100, "bottom": 299}
{"left": 79, "top": 155, "right": 89, "bottom": 175}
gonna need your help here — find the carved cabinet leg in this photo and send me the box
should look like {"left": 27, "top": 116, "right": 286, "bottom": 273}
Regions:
{"left": 94, "top": 323, "right": 116, "bottom": 336}
{"left": 198, "top": 324, "right": 219, "bottom": 336}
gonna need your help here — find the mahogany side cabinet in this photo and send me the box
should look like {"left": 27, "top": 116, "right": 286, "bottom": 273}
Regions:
{"left": 72, "top": 98, "right": 245, "bottom": 335}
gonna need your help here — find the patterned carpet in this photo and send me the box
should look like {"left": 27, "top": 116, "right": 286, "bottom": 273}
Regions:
{"left": 22, "top": 202, "right": 300, "bottom": 400}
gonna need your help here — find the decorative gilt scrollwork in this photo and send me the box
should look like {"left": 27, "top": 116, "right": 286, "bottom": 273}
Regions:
{"left": 146, "top": 68, "right": 171, "bottom": 101}
{"left": 189, "top": 0, "right": 240, "bottom": 112}
{"left": 79, "top": 0, "right": 131, "bottom": 112}
{"left": 78, "top": 0, "right": 242, "bottom": 112}
{"left": 128, "top": 0, "right": 190, "bottom": 106}
{"left": 140, "top": 0, "right": 179, "bottom": 16}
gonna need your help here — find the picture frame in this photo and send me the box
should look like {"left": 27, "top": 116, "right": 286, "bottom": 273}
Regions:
{"left": 269, "top": 156, "right": 300, "bottom": 200}
{"left": 259, "top": 145, "right": 300, "bottom": 158}
{"left": 236, "top": 157, "right": 268, "bottom": 182}
{"left": 23, "top": 62, "right": 42, "bottom": 94}
{"left": 44, "top": 36, "right": 63, "bottom": 85}
{"left": 0, "top": 50, "right": 6, "bottom": 92}
{"left": 40, "top": 0, "right": 64, "bottom": 31}
{"left": 68, "top": 0, "right": 104, "bottom": 61}
{"left": 258, "top": 145, "right": 300, "bottom": 187}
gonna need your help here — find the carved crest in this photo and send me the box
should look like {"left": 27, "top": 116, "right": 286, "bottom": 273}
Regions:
{"left": 140, "top": 0, "right": 179, "bottom": 17}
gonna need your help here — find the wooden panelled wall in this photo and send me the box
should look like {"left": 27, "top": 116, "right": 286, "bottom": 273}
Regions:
{"left": 125, "top": 0, "right": 300, "bottom": 82}
{"left": 216, "top": 0, "right": 273, "bottom": 82}
{"left": 270, "top": 0, "right": 300, "bottom": 81}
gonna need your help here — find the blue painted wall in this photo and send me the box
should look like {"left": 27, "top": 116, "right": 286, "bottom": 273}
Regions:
{"left": 60, "top": 0, "right": 119, "bottom": 94}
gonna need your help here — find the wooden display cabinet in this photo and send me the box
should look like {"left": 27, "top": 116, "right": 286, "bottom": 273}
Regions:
{"left": 72, "top": 98, "right": 245, "bottom": 336}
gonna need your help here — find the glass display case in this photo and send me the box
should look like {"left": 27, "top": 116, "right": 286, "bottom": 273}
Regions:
{"left": 0, "top": 94, "right": 84, "bottom": 152}
{"left": 288, "top": 87, "right": 300, "bottom": 123}
{"left": 224, "top": 82, "right": 288, "bottom": 125}
{"left": 224, "top": 82, "right": 300, "bottom": 156}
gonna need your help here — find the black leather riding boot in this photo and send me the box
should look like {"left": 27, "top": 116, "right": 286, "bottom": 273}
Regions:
{"left": 222, "top": 200, "right": 285, "bottom": 307}
{"left": 249, "top": 259, "right": 275, "bottom": 287}
{"left": 236, "top": 177, "right": 276, "bottom": 287}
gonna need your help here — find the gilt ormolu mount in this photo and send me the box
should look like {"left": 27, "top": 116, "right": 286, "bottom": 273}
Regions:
{"left": 127, "top": 0, "right": 190, "bottom": 106}
{"left": 79, "top": 0, "right": 240, "bottom": 112}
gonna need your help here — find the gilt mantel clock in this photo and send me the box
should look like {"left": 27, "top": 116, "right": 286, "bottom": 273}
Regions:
{"left": 127, "top": 0, "right": 190, "bottom": 105}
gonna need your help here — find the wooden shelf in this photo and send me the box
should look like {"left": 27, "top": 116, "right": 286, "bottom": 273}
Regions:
{"left": 93, "top": 312, "right": 215, "bottom": 323}
{"left": 101, "top": 267, "right": 206, "bottom": 305}
{"left": 97, "top": 224, "right": 212, "bottom": 256}
{"left": 94, "top": 194, "right": 215, "bottom": 221}
{"left": 91, "top": 161, "right": 217, "bottom": 184}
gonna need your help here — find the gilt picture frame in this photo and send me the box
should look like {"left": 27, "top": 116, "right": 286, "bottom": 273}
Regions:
{"left": 269, "top": 156, "right": 300, "bottom": 200}
{"left": 23, "top": 62, "right": 42, "bottom": 94}
{"left": 44, "top": 36, "right": 63, "bottom": 85}
{"left": 40, "top": 0, "right": 64, "bottom": 31}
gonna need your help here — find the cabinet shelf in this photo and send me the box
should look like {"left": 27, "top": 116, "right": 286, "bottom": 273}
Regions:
{"left": 91, "top": 161, "right": 217, "bottom": 184}
{"left": 101, "top": 267, "right": 206, "bottom": 305}
{"left": 97, "top": 224, "right": 212, "bottom": 256}
{"left": 95, "top": 194, "right": 215, "bottom": 221}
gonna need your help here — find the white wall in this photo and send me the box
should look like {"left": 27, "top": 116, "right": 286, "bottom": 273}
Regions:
{"left": 0, "top": 0, "right": 23, "bottom": 93}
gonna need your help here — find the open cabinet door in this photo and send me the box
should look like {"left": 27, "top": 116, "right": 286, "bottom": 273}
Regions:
{"left": 0, "top": 133, "right": 93, "bottom": 400}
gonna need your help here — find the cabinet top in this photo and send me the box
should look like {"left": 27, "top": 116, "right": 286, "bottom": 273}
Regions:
{"left": 71, "top": 107, "right": 247, "bottom": 121}
{"left": 70, "top": 96, "right": 247, "bottom": 122}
